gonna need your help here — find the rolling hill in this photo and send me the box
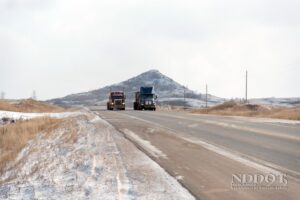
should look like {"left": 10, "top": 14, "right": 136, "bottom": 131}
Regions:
{"left": 48, "top": 70, "right": 224, "bottom": 107}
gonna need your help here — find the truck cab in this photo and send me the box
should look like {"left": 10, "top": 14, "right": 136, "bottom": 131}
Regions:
{"left": 107, "top": 91, "right": 126, "bottom": 110}
{"left": 134, "top": 87, "right": 157, "bottom": 111}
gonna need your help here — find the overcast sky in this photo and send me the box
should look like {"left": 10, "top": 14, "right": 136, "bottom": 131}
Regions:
{"left": 1, "top": 0, "right": 299, "bottom": 100}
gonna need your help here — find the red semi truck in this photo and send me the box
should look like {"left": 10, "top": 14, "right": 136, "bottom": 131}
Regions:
{"left": 107, "top": 91, "right": 126, "bottom": 110}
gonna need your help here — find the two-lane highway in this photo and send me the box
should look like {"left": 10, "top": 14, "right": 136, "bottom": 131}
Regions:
{"left": 92, "top": 107, "right": 300, "bottom": 200}
{"left": 124, "top": 110, "right": 300, "bottom": 176}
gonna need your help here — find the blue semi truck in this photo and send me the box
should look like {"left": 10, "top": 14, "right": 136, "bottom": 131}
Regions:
{"left": 133, "top": 87, "right": 157, "bottom": 111}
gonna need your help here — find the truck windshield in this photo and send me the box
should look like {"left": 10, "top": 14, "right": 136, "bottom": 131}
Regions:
{"left": 143, "top": 94, "right": 154, "bottom": 99}
{"left": 112, "top": 96, "right": 123, "bottom": 100}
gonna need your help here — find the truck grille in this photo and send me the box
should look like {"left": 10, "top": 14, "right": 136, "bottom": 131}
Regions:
{"left": 115, "top": 100, "right": 122, "bottom": 105}
{"left": 145, "top": 100, "right": 152, "bottom": 105}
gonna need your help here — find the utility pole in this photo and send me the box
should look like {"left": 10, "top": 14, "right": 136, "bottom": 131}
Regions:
{"left": 245, "top": 70, "right": 248, "bottom": 104}
{"left": 205, "top": 84, "right": 208, "bottom": 108}
{"left": 1, "top": 91, "right": 4, "bottom": 99}
{"left": 32, "top": 90, "right": 36, "bottom": 100}
{"left": 183, "top": 86, "right": 186, "bottom": 109}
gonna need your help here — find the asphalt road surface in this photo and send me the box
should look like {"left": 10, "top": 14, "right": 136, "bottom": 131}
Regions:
{"left": 91, "top": 107, "right": 300, "bottom": 200}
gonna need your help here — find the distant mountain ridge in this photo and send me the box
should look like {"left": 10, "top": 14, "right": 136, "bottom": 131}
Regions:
{"left": 48, "top": 69, "right": 224, "bottom": 107}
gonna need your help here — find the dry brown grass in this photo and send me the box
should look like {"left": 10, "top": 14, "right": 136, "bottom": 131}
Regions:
{"left": 265, "top": 106, "right": 300, "bottom": 120}
{"left": 60, "top": 119, "right": 78, "bottom": 144}
{"left": 0, "top": 117, "right": 64, "bottom": 174}
{"left": 191, "top": 101, "right": 300, "bottom": 120}
{"left": 0, "top": 99, "right": 65, "bottom": 113}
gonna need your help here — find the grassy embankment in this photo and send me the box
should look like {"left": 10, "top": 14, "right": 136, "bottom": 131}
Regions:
{"left": 191, "top": 101, "right": 300, "bottom": 120}
{"left": 0, "top": 99, "right": 65, "bottom": 113}
{"left": 0, "top": 99, "right": 69, "bottom": 175}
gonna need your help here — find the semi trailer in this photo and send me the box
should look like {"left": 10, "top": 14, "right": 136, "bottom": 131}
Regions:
{"left": 107, "top": 91, "right": 126, "bottom": 110}
{"left": 133, "top": 87, "right": 157, "bottom": 111}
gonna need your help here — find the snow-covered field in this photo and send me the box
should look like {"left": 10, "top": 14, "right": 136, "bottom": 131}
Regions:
{"left": 158, "top": 97, "right": 222, "bottom": 107}
{"left": 0, "top": 111, "right": 194, "bottom": 200}
{"left": 250, "top": 97, "right": 300, "bottom": 107}
{"left": 0, "top": 110, "right": 82, "bottom": 121}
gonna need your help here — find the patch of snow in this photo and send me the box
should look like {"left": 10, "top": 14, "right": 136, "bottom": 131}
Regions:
{"left": 116, "top": 173, "right": 134, "bottom": 200}
{"left": 123, "top": 129, "right": 167, "bottom": 159}
{"left": 159, "top": 97, "right": 223, "bottom": 107}
{"left": 175, "top": 176, "right": 184, "bottom": 180}
{"left": 89, "top": 115, "right": 102, "bottom": 123}
{"left": 250, "top": 97, "right": 300, "bottom": 107}
{"left": 239, "top": 116, "right": 300, "bottom": 125}
{"left": 0, "top": 110, "right": 83, "bottom": 120}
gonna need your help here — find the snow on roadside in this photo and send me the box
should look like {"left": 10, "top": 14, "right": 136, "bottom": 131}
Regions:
{"left": 0, "top": 112, "right": 195, "bottom": 200}
{"left": 113, "top": 129, "right": 193, "bottom": 200}
{"left": 123, "top": 129, "right": 167, "bottom": 159}
{"left": 0, "top": 110, "right": 83, "bottom": 120}
{"left": 245, "top": 117, "right": 300, "bottom": 125}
